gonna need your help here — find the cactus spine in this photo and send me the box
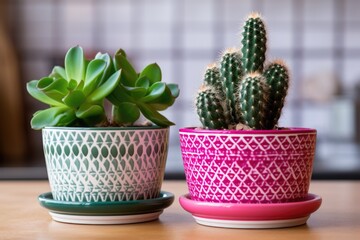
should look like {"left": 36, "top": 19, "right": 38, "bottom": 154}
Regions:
{"left": 195, "top": 12, "right": 289, "bottom": 130}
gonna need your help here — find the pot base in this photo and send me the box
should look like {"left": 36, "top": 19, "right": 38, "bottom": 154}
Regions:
{"left": 49, "top": 211, "right": 162, "bottom": 225}
{"left": 194, "top": 216, "right": 309, "bottom": 229}
{"left": 38, "top": 191, "right": 174, "bottom": 225}
{"left": 179, "top": 193, "right": 322, "bottom": 229}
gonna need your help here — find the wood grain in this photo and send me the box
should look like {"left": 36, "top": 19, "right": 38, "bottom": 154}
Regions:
{"left": 0, "top": 180, "right": 359, "bottom": 240}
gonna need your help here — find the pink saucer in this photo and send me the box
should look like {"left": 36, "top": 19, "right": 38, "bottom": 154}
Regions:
{"left": 179, "top": 193, "right": 322, "bottom": 229}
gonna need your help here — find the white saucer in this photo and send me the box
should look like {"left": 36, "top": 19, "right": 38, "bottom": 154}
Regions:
{"left": 194, "top": 216, "right": 309, "bottom": 229}
{"left": 179, "top": 193, "right": 322, "bottom": 229}
{"left": 49, "top": 211, "right": 163, "bottom": 225}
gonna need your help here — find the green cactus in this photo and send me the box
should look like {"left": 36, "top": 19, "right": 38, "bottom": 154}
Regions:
{"left": 241, "top": 13, "right": 267, "bottom": 73}
{"left": 195, "top": 85, "right": 228, "bottom": 130}
{"left": 239, "top": 73, "right": 269, "bottom": 129}
{"left": 204, "top": 63, "right": 222, "bottom": 90}
{"left": 263, "top": 61, "right": 289, "bottom": 129}
{"left": 220, "top": 49, "right": 243, "bottom": 123}
{"left": 195, "top": 12, "right": 289, "bottom": 130}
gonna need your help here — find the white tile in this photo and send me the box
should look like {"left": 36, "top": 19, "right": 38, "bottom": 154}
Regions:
{"left": 303, "top": 24, "right": 334, "bottom": 49}
{"left": 102, "top": 0, "right": 132, "bottom": 24}
{"left": 344, "top": 28, "right": 360, "bottom": 49}
{"left": 142, "top": 0, "right": 172, "bottom": 23}
{"left": 223, "top": 0, "right": 252, "bottom": 22}
{"left": 62, "top": 25, "right": 94, "bottom": 51}
{"left": 182, "top": 107, "right": 202, "bottom": 128}
{"left": 23, "top": 59, "right": 52, "bottom": 81}
{"left": 343, "top": 58, "right": 360, "bottom": 89}
{"left": 223, "top": 27, "right": 242, "bottom": 49}
{"left": 62, "top": 1, "right": 93, "bottom": 23}
{"left": 303, "top": 0, "right": 334, "bottom": 22}
{"left": 302, "top": 58, "right": 334, "bottom": 78}
{"left": 278, "top": 103, "right": 295, "bottom": 127}
{"left": 22, "top": 0, "right": 53, "bottom": 22}
{"left": 182, "top": 58, "right": 213, "bottom": 100}
{"left": 184, "top": 0, "right": 215, "bottom": 23}
{"left": 263, "top": 0, "right": 293, "bottom": 23}
{"left": 344, "top": 0, "right": 360, "bottom": 22}
{"left": 103, "top": 32, "right": 133, "bottom": 51}
{"left": 267, "top": 24, "right": 294, "bottom": 50}
{"left": 141, "top": 26, "right": 173, "bottom": 49}
{"left": 20, "top": 21, "right": 53, "bottom": 50}
{"left": 61, "top": 2, "right": 95, "bottom": 50}
{"left": 184, "top": 26, "right": 215, "bottom": 50}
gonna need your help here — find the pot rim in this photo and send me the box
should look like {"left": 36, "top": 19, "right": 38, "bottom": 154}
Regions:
{"left": 179, "top": 127, "right": 316, "bottom": 135}
{"left": 43, "top": 125, "right": 169, "bottom": 131}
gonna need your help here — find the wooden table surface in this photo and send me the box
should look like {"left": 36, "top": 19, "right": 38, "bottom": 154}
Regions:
{"left": 0, "top": 180, "right": 359, "bottom": 240}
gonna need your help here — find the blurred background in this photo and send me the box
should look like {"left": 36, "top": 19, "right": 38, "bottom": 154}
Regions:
{"left": 0, "top": 0, "right": 359, "bottom": 179}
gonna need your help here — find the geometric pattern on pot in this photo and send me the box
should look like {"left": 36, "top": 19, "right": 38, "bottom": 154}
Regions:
{"left": 42, "top": 127, "right": 169, "bottom": 202}
{"left": 179, "top": 128, "right": 317, "bottom": 203}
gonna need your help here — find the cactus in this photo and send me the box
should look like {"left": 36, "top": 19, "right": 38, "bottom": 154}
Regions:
{"left": 195, "top": 12, "right": 289, "bottom": 130}
{"left": 204, "top": 63, "right": 222, "bottom": 90}
{"left": 263, "top": 61, "right": 289, "bottom": 129}
{"left": 195, "top": 85, "right": 228, "bottom": 130}
{"left": 241, "top": 12, "right": 267, "bottom": 73}
{"left": 239, "top": 73, "right": 269, "bottom": 129}
{"left": 220, "top": 49, "right": 243, "bottom": 124}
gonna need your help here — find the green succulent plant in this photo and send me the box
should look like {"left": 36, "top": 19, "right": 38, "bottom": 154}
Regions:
{"left": 195, "top": 13, "right": 289, "bottom": 130}
{"left": 108, "top": 49, "right": 180, "bottom": 127}
{"left": 27, "top": 46, "right": 179, "bottom": 129}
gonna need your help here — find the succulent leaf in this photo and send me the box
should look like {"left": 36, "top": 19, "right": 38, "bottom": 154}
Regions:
{"left": 62, "top": 90, "right": 86, "bottom": 108}
{"left": 87, "top": 70, "right": 121, "bottom": 102}
{"left": 122, "top": 85, "right": 148, "bottom": 98}
{"left": 75, "top": 103, "right": 105, "bottom": 121}
{"left": 65, "top": 46, "right": 85, "bottom": 83}
{"left": 167, "top": 83, "right": 180, "bottom": 98}
{"left": 31, "top": 107, "right": 76, "bottom": 130}
{"left": 135, "top": 76, "right": 150, "bottom": 88}
{"left": 95, "top": 52, "right": 115, "bottom": 85}
{"left": 112, "top": 103, "right": 140, "bottom": 126}
{"left": 27, "top": 80, "right": 65, "bottom": 107}
{"left": 141, "top": 82, "right": 166, "bottom": 102}
{"left": 50, "top": 66, "right": 67, "bottom": 80}
{"left": 139, "top": 63, "right": 162, "bottom": 84}
{"left": 138, "top": 103, "right": 174, "bottom": 127}
{"left": 114, "top": 49, "right": 137, "bottom": 87}
{"left": 83, "top": 59, "right": 106, "bottom": 96}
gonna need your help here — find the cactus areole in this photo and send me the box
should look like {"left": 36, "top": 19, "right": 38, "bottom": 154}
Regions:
{"left": 195, "top": 13, "right": 289, "bottom": 130}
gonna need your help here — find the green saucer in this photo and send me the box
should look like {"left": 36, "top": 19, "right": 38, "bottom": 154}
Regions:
{"left": 38, "top": 191, "right": 174, "bottom": 216}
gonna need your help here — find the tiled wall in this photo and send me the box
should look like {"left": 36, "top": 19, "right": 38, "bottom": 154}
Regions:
{"left": 7, "top": 0, "right": 360, "bottom": 172}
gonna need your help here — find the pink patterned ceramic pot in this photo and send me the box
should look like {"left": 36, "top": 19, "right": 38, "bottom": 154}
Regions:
{"left": 179, "top": 127, "right": 317, "bottom": 204}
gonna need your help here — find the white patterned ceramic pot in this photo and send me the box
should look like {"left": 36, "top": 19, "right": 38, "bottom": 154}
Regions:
{"left": 42, "top": 126, "right": 169, "bottom": 202}
{"left": 179, "top": 127, "right": 317, "bottom": 203}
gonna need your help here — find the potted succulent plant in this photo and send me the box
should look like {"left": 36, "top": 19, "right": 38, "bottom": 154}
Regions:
{"left": 178, "top": 13, "right": 320, "bottom": 228}
{"left": 27, "top": 46, "right": 179, "bottom": 224}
